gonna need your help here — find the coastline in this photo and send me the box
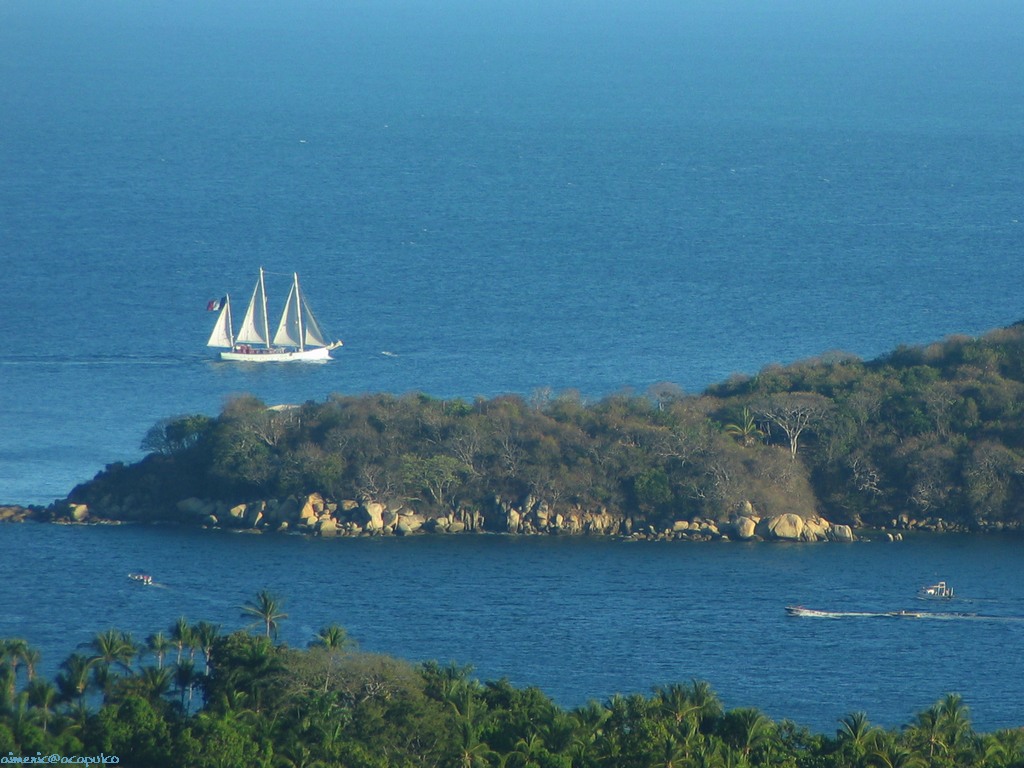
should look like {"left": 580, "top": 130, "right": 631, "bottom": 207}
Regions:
{"left": 5, "top": 497, "right": 1017, "bottom": 542}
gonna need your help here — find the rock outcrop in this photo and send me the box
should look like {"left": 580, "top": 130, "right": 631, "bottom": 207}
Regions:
{"left": 16, "top": 489, "right": 869, "bottom": 545}
{"left": 0, "top": 505, "right": 38, "bottom": 523}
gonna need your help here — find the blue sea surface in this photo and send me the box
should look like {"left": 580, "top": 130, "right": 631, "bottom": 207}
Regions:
{"left": 1, "top": 523, "right": 1023, "bottom": 733}
{"left": 1, "top": 0, "right": 1023, "bottom": 731}
{"left": 2, "top": 1, "right": 1024, "bottom": 503}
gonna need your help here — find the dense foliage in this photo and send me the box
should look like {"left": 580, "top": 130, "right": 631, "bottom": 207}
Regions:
{"left": 2, "top": 597, "right": 1022, "bottom": 767}
{"left": 69, "top": 322, "right": 1024, "bottom": 531}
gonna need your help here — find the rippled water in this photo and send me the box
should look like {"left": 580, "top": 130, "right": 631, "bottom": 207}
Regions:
{"left": 2, "top": 0, "right": 1024, "bottom": 506}
{"left": 3, "top": 522, "right": 1022, "bottom": 733}
{"left": 2, "top": 0, "right": 1023, "bottom": 736}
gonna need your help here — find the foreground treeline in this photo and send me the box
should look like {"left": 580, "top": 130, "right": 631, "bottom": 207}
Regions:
{"left": 67, "top": 321, "right": 1024, "bottom": 531}
{"left": 2, "top": 595, "right": 1022, "bottom": 768}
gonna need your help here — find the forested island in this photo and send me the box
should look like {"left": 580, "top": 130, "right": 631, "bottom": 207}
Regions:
{"left": 8, "top": 322, "right": 1024, "bottom": 540}
{"left": 2, "top": 598, "right": 1022, "bottom": 767}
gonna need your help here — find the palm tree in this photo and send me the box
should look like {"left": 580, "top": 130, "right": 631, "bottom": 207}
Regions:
{"left": 838, "top": 711, "right": 881, "bottom": 766}
{"left": 174, "top": 659, "right": 197, "bottom": 712}
{"left": 26, "top": 679, "right": 58, "bottom": 733}
{"left": 571, "top": 699, "right": 610, "bottom": 743}
{"left": 722, "top": 707, "right": 773, "bottom": 761}
{"left": 455, "top": 713, "right": 498, "bottom": 768}
{"left": 87, "top": 628, "right": 137, "bottom": 673}
{"left": 63, "top": 698, "right": 91, "bottom": 738}
{"left": 686, "top": 680, "right": 724, "bottom": 728}
{"left": 220, "top": 635, "right": 280, "bottom": 715}
{"left": 422, "top": 660, "right": 477, "bottom": 707}
{"left": 192, "top": 621, "right": 222, "bottom": 676}
{"left": 656, "top": 682, "right": 693, "bottom": 727}
{"left": 690, "top": 738, "right": 727, "bottom": 768}
{"left": 866, "top": 735, "right": 927, "bottom": 768}
{"left": 981, "top": 727, "right": 1024, "bottom": 767}
{"left": 21, "top": 647, "right": 39, "bottom": 682}
{"left": 169, "top": 616, "right": 193, "bottom": 665}
{"left": 935, "top": 692, "right": 973, "bottom": 755}
{"left": 503, "top": 732, "right": 545, "bottom": 768}
{"left": 273, "top": 743, "right": 329, "bottom": 768}
{"left": 1, "top": 638, "right": 30, "bottom": 699}
{"left": 724, "top": 406, "right": 765, "bottom": 446}
{"left": 135, "top": 665, "right": 174, "bottom": 705}
{"left": 655, "top": 680, "right": 722, "bottom": 733}
{"left": 146, "top": 631, "right": 172, "bottom": 669}
{"left": 0, "top": 663, "right": 14, "bottom": 711}
{"left": 539, "top": 711, "right": 576, "bottom": 756}
{"left": 568, "top": 699, "right": 609, "bottom": 764}
{"left": 650, "top": 733, "right": 688, "bottom": 768}
{"left": 4, "top": 692, "right": 38, "bottom": 752}
{"left": 55, "top": 653, "right": 94, "bottom": 703}
{"left": 241, "top": 590, "right": 288, "bottom": 639}
{"left": 309, "top": 623, "right": 356, "bottom": 651}
{"left": 908, "top": 703, "right": 944, "bottom": 760}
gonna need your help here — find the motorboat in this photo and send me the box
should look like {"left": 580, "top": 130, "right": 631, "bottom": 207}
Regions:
{"left": 128, "top": 573, "right": 153, "bottom": 586}
{"left": 919, "top": 581, "right": 953, "bottom": 599}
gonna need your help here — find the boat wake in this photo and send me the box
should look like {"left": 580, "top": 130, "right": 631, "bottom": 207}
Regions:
{"left": 786, "top": 606, "right": 1024, "bottom": 622}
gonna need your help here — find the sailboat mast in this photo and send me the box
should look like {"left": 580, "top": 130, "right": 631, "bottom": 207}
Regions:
{"left": 259, "top": 267, "right": 271, "bottom": 349}
{"left": 293, "top": 272, "right": 305, "bottom": 351}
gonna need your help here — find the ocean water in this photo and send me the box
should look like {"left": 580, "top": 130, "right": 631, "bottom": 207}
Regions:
{"left": 1, "top": 522, "right": 1023, "bottom": 733}
{"left": 2, "top": 0, "right": 1023, "bottom": 505}
{"left": 2, "top": 0, "right": 1024, "bottom": 731}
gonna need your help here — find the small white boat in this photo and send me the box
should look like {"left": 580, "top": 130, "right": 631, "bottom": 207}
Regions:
{"left": 919, "top": 581, "right": 954, "bottom": 599}
{"left": 128, "top": 573, "right": 153, "bottom": 585}
{"left": 207, "top": 267, "right": 342, "bottom": 362}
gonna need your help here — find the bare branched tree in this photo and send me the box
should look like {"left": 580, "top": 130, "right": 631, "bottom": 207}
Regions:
{"left": 755, "top": 393, "right": 833, "bottom": 460}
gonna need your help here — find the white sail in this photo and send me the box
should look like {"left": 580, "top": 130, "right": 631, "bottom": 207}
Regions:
{"left": 209, "top": 267, "right": 340, "bottom": 362}
{"left": 236, "top": 268, "right": 271, "bottom": 346}
{"left": 206, "top": 297, "right": 234, "bottom": 348}
{"left": 301, "top": 296, "right": 328, "bottom": 347}
{"left": 273, "top": 273, "right": 328, "bottom": 349}
{"left": 273, "top": 278, "right": 303, "bottom": 348}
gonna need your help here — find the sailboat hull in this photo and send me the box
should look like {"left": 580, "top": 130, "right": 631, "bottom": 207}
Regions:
{"left": 219, "top": 346, "right": 334, "bottom": 363}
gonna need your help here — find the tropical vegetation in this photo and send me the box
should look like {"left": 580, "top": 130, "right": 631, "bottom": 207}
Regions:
{"left": 56, "top": 322, "right": 1024, "bottom": 534}
{"left": 2, "top": 597, "right": 1021, "bottom": 767}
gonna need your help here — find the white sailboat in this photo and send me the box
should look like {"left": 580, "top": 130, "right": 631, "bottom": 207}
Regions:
{"left": 207, "top": 268, "right": 342, "bottom": 362}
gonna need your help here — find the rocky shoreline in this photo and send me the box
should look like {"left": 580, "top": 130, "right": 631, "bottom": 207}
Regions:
{"left": 7, "top": 495, "right": 1016, "bottom": 542}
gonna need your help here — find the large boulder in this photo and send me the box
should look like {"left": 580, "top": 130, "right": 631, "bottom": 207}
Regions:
{"left": 226, "top": 503, "right": 247, "bottom": 522}
{"left": 830, "top": 524, "right": 856, "bottom": 542}
{"left": 355, "top": 502, "right": 385, "bottom": 531}
{"left": 299, "top": 494, "right": 327, "bottom": 524}
{"left": 732, "top": 516, "right": 758, "bottom": 540}
{"left": 698, "top": 521, "right": 720, "bottom": 537}
{"left": 396, "top": 512, "right": 426, "bottom": 535}
{"left": 317, "top": 517, "right": 340, "bottom": 537}
{"left": 804, "top": 517, "right": 830, "bottom": 539}
{"left": 0, "top": 506, "right": 33, "bottom": 522}
{"left": 756, "top": 513, "right": 805, "bottom": 541}
{"left": 244, "top": 502, "right": 265, "bottom": 528}
{"left": 298, "top": 499, "right": 320, "bottom": 526}
{"left": 505, "top": 508, "right": 522, "bottom": 533}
